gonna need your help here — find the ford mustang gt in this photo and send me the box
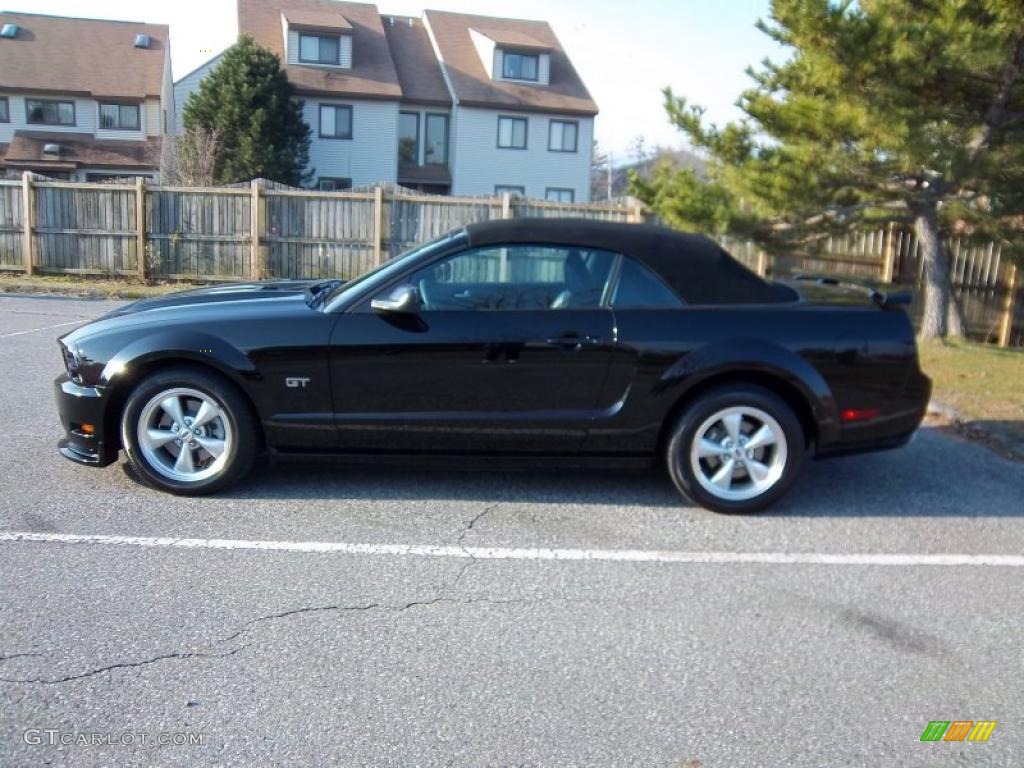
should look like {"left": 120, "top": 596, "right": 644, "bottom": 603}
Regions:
{"left": 55, "top": 219, "right": 931, "bottom": 513}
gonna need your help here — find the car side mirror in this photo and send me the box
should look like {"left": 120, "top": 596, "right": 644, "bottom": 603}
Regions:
{"left": 371, "top": 283, "right": 421, "bottom": 314}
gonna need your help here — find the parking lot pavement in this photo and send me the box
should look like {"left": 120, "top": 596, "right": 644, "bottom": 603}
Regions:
{"left": 1, "top": 294, "right": 1022, "bottom": 766}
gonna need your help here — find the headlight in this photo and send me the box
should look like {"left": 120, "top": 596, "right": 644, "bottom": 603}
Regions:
{"left": 60, "top": 343, "right": 83, "bottom": 384}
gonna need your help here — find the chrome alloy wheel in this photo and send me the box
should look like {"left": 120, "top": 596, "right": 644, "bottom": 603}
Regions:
{"left": 689, "top": 406, "right": 788, "bottom": 502}
{"left": 135, "top": 387, "right": 234, "bottom": 483}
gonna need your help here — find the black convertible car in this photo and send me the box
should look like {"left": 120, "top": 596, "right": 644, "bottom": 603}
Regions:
{"left": 55, "top": 219, "right": 930, "bottom": 513}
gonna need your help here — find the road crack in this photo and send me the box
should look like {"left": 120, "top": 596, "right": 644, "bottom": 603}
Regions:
{"left": 1, "top": 501, "right": 532, "bottom": 687}
{"left": 447, "top": 501, "right": 500, "bottom": 592}
{"left": 0, "top": 645, "right": 251, "bottom": 685}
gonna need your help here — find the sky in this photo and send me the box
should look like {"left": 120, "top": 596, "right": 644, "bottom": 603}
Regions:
{"left": 11, "top": 0, "right": 782, "bottom": 162}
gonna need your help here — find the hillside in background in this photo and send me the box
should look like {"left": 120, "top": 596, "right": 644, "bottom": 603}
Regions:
{"left": 591, "top": 148, "right": 706, "bottom": 201}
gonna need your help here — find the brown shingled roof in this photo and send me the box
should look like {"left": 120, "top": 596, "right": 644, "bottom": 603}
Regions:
{"left": 0, "top": 12, "right": 168, "bottom": 99}
{"left": 283, "top": 9, "right": 352, "bottom": 32}
{"left": 471, "top": 26, "right": 551, "bottom": 52}
{"left": 382, "top": 15, "right": 451, "bottom": 107}
{"left": 239, "top": 0, "right": 401, "bottom": 100}
{"left": 3, "top": 131, "right": 160, "bottom": 170}
{"left": 423, "top": 10, "right": 597, "bottom": 116}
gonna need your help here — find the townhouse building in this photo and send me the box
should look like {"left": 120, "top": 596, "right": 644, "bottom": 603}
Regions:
{"left": 0, "top": 12, "right": 173, "bottom": 181}
{"left": 177, "top": 0, "right": 597, "bottom": 200}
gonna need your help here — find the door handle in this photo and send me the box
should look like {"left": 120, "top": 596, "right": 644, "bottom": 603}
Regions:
{"left": 545, "top": 334, "right": 603, "bottom": 351}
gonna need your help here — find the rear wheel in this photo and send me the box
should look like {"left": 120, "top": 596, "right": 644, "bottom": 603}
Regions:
{"left": 121, "top": 367, "right": 258, "bottom": 495}
{"left": 666, "top": 385, "right": 804, "bottom": 513}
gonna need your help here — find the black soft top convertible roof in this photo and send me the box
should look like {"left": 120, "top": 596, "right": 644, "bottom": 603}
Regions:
{"left": 464, "top": 218, "right": 792, "bottom": 305}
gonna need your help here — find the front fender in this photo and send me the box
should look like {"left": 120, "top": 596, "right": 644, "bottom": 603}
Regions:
{"left": 655, "top": 338, "right": 840, "bottom": 445}
{"left": 99, "top": 331, "right": 258, "bottom": 389}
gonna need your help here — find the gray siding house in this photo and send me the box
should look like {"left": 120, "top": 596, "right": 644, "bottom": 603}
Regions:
{"left": 0, "top": 12, "right": 173, "bottom": 181}
{"left": 175, "top": 0, "right": 598, "bottom": 199}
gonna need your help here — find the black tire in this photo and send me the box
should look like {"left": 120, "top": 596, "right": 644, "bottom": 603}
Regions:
{"left": 121, "top": 366, "right": 259, "bottom": 495}
{"left": 666, "top": 384, "right": 805, "bottom": 514}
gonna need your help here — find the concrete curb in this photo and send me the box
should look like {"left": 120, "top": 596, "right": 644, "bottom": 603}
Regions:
{"left": 927, "top": 399, "right": 1024, "bottom": 462}
{"left": 926, "top": 400, "right": 963, "bottom": 422}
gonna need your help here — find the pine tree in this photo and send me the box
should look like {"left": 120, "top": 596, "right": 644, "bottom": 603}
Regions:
{"left": 182, "top": 36, "right": 311, "bottom": 186}
{"left": 633, "top": 0, "right": 1024, "bottom": 339}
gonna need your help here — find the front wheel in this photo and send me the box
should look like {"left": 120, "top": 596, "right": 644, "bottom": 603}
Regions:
{"left": 121, "top": 367, "right": 258, "bottom": 495}
{"left": 666, "top": 385, "right": 804, "bottom": 513}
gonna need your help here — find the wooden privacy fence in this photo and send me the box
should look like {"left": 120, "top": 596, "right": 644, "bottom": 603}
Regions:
{"left": 0, "top": 174, "right": 644, "bottom": 284}
{"left": 0, "top": 173, "right": 1019, "bottom": 346}
{"left": 719, "top": 226, "right": 1023, "bottom": 348}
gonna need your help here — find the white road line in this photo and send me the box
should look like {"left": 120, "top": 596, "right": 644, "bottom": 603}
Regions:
{"left": 0, "top": 320, "right": 82, "bottom": 339}
{"left": 1, "top": 531, "right": 1022, "bottom": 567}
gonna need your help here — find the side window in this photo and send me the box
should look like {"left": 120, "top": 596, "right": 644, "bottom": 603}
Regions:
{"left": 611, "top": 257, "right": 683, "bottom": 309}
{"left": 410, "top": 245, "right": 617, "bottom": 311}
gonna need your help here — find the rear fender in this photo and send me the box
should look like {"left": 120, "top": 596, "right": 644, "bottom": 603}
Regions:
{"left": 655, "top": 338, "right": 840, "bottom": 446}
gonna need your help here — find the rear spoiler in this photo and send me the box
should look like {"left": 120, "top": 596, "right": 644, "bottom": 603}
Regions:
{"left": 792, "top": 274, "right": 913, "bottom": 310}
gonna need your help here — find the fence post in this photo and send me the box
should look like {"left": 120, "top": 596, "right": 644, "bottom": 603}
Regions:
{"left": 373, "top": 185, "right": 384, "bottom": 266}
{"left": 501, "top": 191, "right": 512, "bottom": 219}
{"left": 629, "top": 198, "right": 644, "bottom": 223}
{"left": 756, "top": 250, "right": 767, "bottom": 278}
{"left": 997, "top": 263, "right": 1017, "bottom": 348}
{"left": 880, "top": 222, "right": 896, "bottom": 284}
{"left": 135, "top": 177, "right": 147, "bottom": 282}
{"left": 21, "top": 171, "right": 34, "bottom": 276}
{"left": 249, "top": 179, "right": 262, "bottom": 279}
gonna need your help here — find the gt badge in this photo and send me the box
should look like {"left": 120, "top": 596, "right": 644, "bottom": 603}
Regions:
{"left": 285, "top": 377, "right": 311, "bottom": 389}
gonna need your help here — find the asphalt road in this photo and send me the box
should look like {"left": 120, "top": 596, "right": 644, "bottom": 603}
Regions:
{"left": 0, "top": 293, "right": 1022, "bottom": 767}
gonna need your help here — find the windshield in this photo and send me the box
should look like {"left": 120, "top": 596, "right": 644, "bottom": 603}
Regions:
{"left": 323, "top": 229, "right": 466, "bottom": 308}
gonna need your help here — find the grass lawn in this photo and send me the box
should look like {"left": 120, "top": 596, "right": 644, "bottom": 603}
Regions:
{"left": 0, "top": 273, "right": 208, "bottom": 299}
{"left": 918, "top": 338, "right": 1024, "bottom": 451}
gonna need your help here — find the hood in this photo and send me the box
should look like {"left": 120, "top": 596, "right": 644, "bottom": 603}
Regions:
{"left": 99, "top": 279, "right": 332, "bottom": 319}
{"left": 61, "top": 279, "right": 343, "bottom": 347}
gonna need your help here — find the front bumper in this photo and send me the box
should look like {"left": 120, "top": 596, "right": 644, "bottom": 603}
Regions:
{"left": 54, "top": 374, "right": 118, "bottom": 467}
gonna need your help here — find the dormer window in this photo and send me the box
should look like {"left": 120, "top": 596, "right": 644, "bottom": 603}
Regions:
{"left": 285, "top": 10, "right": 353, "bottom": 69}
{"left": 299, "top": 33, "right": 340, "bottom": 65}
{"left": 502, "top": 52, "right": 538, "bottom": 81}
{"left": 470, "top": 27, "right": 552, "bottom": 85}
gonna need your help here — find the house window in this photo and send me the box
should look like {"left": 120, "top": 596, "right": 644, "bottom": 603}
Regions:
{"left": 99, "top": 103, "right": 141, "bottom": 130}
{"left": 495, "top": 185, "right": 525, "bottom": 196}
{"left": 318, "top": 177, "right": 352, "bottom": 191}
{"left": 424, "top": 113, "right": 448, "bottom": 165}
{"left": 502, "top": 52, "right": 538, "bottom": 81}
{"left": 299, "top": 34, "right": 340, "bottom": 65}
{"left": 0, "top": 97, "right": 8, "bottom": 122}
{"left": 497, "top": 116, "right": 527, "bottom": 149}
{"left": 319, "top": 104, "right": 352, "bottom": 139}
{"left": 548, "top": 120, "right": 578, "bottom": 153}
{"left": 545, "top": 188, "right": 575, "bottom": 203}
{"left": 398, "top": 112, "right": 419, "bottom": 164}
{"left": 86, "top": 172, "right": 149, "bottom": 183}
{"left": 26, "top": 99, "right": 75, "bottom": 126}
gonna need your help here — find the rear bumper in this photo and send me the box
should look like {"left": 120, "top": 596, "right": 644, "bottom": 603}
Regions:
{"left": 816, "top": 368, "right": 931, "bottom": 459}
{"left": 54, "top": 374, "right": 118, "bottom": 467}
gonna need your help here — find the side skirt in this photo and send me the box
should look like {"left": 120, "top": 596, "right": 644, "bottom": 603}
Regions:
{"left": 267, "top": 448, "right": 656, "bottom": 472}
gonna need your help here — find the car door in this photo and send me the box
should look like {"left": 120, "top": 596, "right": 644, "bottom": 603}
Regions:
{"left": 328, "top": 243, "right": 618, "bottom": 453}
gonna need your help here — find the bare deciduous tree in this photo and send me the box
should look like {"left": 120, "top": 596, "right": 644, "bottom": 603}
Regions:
{"left": 165, "top": 126, "right": 221, "bottom": 186}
